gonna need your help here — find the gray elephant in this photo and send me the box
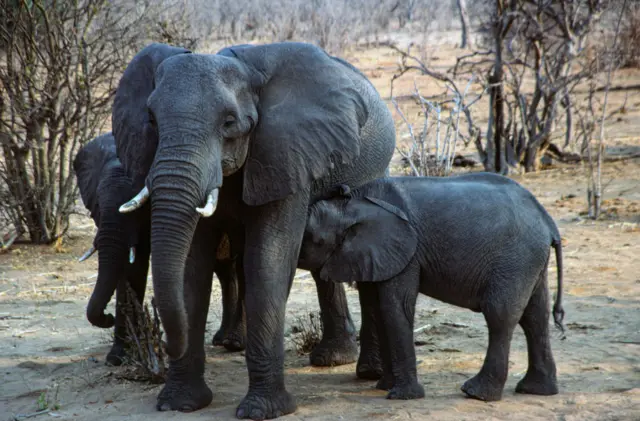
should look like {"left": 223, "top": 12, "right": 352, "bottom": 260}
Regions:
{"left": 73, "top": 133, "right": 248, "bottom": 365}
{"left": 111, "top": 42, "right": 395, "bottom": 419}
{"left": 73, "top": 132, "right": 152, "bottom": 365}
{"left": 298, "top": 173, "right": 565, "bottom": 402}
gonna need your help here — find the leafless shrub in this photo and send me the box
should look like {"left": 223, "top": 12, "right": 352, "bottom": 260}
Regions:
{"left": 117, "top": 284, "right": 167, "bottom": 384}
{"left": 290, "top": 311, "right": 323, "bottom": 355}
{"left": 388, "top": 44, "right": 484, "bottom": 177}
{"left": 0, "top": 0, "right": 194, "bottom": 245}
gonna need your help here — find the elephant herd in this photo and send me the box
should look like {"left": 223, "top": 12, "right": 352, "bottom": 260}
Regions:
{"left": 72, "top": 41, "right": 565, "bottom": 420}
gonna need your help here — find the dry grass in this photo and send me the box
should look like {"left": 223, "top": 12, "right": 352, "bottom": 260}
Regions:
{"left": 117, "top": 284, "right": 167, "bottom": 384}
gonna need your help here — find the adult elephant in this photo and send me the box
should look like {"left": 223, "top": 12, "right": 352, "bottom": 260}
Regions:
{"left": 112, "top": 42, "right": 395, "bottom": 419}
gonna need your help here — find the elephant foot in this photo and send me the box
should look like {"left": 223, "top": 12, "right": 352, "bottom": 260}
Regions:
{"left": 386, "top": 381, "right": 425, "bottom": 400}
{"left": 356, "top": 351, "right": 383, "bottom": 380}
{"left": 212, "top": 328, "right": 246, "bottom": 352}
{"left": 515, "top": 369, "right": 558, "bottom": 396}
{"left": 375, "top": 375, "right": 394, "bottom": 391}
{"left": 461, "top": 374, "right": 504, "bottom": 402}
{"left": 223, "top": 330, "right": 246, "bottom": 352}
{"left": 105, "top": 342, "right": 129, "bottom": 366}
{"left": 309, "top": 336, "right": 357, "bottom": 367}
{"left": 211, "top": 328, "right": 225, "bottom": 346}
{"left": 156, "top": 375, "right": 213, "bottom": 412}
{"left": 236, "top": 389, "right": 297, "bottom": 420}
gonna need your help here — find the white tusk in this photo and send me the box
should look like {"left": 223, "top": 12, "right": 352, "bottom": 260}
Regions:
{"left": 78, "top": 245, "right": 96, "bottom": 262}
{"left": 195, "top": 188, "right": 219, "bottom": 217}
{"left": 129, "top": 247, "right": 136, "bottom": 264}
{"left": 119, "top": 186, "right": 149, "bottom": 213}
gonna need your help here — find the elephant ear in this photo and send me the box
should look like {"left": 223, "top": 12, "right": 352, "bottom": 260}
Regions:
{"left": 320, "top": 196, "right": 418, "bottom": 283}
{"left": 73, "top": 132, "right": 118, "bottom": 224}
{"left": 111, "top": 43, "right": 191, "bottom": 190}
{"left": 226, "top": 43, "right": 368, "bottom": 206}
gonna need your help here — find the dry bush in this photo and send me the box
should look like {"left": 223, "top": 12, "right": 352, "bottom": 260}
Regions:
{"left": 290, "top": 311, "right": 323, "bottom": 355}
{"left": 117, "top": 284, "right": 167, "bottom": 384}
{"left": 389, "top": 44, "right": 483, "bottom": 177}
{"left": 0, "top": 0, "right": 196, "bottom": 245}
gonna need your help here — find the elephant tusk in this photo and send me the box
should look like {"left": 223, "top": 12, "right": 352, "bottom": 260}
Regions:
{"left": 129, "top": 246, "right": 136, "bottom": 264}
{"left": 119, "top": 186, "right": 149, "bottom": 213}
{"left": 78, "top": 245, "right": 96, "bottom": 262}
{"left": 195, "top": 188, "right": 219, "bottom": 217}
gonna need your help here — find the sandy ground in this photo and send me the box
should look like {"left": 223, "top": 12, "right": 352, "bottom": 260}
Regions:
{"left": 1, "top": 39, "right": 640, "bottom": 421}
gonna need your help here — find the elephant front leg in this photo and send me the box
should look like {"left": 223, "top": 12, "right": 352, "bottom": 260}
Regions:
{"left": 309, "top": 275, "right": 358, "bottom": 367}
{"left": 236, "top": 192, "right": 310, "bottom": 420}
{"left": 356, "top": 286, "right": 383, "bottom": 380}
{"left": 157, "top": 228, "right": 215, "bottom": 412}
{"left": 376, "top": 270, "right": 424, "bottom": 400}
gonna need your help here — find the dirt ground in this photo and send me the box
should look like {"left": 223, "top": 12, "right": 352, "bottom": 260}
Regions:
{"left": 1, "top": 39, "right": 639, "bottom": 421}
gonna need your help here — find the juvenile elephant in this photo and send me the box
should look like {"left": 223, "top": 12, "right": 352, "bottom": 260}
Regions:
{"left": 299, "top": 173, "right": 565, "bottom": 402}
{"left": 73, "top": 134, "right": 248, "bottom": 365}
{"left": 111, "top": 41, "right": 395, "bottom": 418}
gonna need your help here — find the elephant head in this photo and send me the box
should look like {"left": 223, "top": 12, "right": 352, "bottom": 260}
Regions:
{"left": 299, "top": 188, "right": 418, "bottom": 283}
{"left": 73, "top": 133, "right": 141, "bottom": 328}
{"left": 112, "top": 42, "right": 369, "bottom": 359}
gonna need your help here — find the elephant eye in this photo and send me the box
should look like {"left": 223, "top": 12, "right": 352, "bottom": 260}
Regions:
{"left": 223, "top": 115, "right": 236, "bottom": 128}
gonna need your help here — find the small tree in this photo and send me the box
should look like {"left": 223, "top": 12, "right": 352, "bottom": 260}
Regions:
{"left": 0, "top": 0, "right": 184, "bottom": 244}
{"left": 453, "top": 0, "right": 606, "bottom": 173}
{"left": 389, "top": 44, "right": 483, "bottom": 177}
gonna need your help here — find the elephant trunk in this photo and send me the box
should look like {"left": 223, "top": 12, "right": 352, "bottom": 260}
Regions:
{"left": 147, "top": 142, "right": 220, "bottom": 360}
{"left": 86, "top": 218, "right": 128, "bottom": 328}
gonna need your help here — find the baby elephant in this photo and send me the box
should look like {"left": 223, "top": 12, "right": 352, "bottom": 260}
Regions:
{"left": 299, "top": 173, "right": 564, "bottom": 402}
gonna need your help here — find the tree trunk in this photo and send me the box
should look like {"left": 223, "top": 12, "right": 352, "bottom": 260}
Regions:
{"left": 456, "top": 0, "right": 471, "bottom": 49}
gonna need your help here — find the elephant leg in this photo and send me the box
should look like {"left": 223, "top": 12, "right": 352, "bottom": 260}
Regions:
{"left": 356, "top": 284, "right": 383, "bottom": 380}
{"left": 236, "top": 192, "right": 309, "bottom": 420}
{"left": 108, "top": 241, "right": 150, "bottom": 366}
{"left": 157, "top": 225, "right": 216, "bottom": 412}
{"left": 515, "top": 271, "right": 559, "bottom": 396}
{"left": 212, "top": 257, "right": 246, "bottom": 351}
{"left": 461, "top": 289, "right": 519, "bottom": 402}
{"left": 375, "top": 270, "right": 424, "bottom": 400}
{"left": 309, "top": 273, "right": 357, "bottom": 367}
{"left": 355, "top": 283, "right": 392, "bottom": 390}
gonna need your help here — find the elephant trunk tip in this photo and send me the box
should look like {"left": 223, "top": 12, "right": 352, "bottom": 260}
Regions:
{"left": 86, "top": 306, "right": 115, "bottom": 329}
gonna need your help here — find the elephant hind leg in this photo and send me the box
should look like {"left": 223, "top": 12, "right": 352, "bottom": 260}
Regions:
{"left": 462, "top": 283, "right": 522, "bottom": 402}
{"left": 212, "top": 257, "right": 246, "bottom": 352}
{"left": 515, "top": 270, "right": 559, "bottom": 396}
{"left": 309, "top": 273, "right": 358, "bottom": 367}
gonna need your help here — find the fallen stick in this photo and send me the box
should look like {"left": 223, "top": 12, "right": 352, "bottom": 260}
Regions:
{"left": 13, "top": 409, "right": 51, "bottom": 420}
{"left": 413, "top": 324, "right": 432, "bottom": 334}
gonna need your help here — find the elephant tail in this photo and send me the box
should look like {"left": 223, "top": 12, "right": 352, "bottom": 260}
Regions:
{"left": 551, "top": 236, "right": 565, "bottom": 337}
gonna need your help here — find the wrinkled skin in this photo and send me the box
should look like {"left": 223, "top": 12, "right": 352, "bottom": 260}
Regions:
{"left": 111, "top": 42, "right": 395, "bottom": 419}
{"left": 73, "top": 134, "right": 250, "bottom": 365}
{"left": 299, "top": 173, "right": 565, "bottom": 402}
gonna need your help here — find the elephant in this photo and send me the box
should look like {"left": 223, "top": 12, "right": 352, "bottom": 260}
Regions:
{"left": 73, "top": 133, "right": 248, "bottom": 366}
{"left": 298, "top": 173, "right": 565, "bottom": 402}
{"left": 73, "top": 132, "right": 152, "bottom": 365}
{"left": 111, "top": 41, "right": 395, "bottom": 419}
